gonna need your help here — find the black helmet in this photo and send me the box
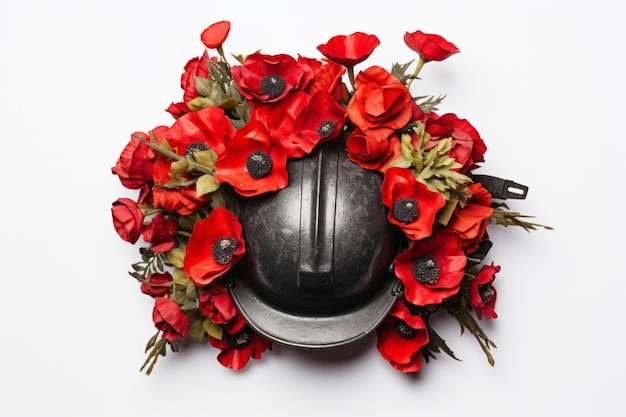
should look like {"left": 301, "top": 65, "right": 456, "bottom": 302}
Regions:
{"left": 227, "top": 138, "right": 403, "bottom": 348}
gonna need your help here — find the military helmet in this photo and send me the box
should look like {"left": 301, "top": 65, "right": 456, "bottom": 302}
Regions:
{"left": 228, "top": 138, "right": 403, "bottom": 348}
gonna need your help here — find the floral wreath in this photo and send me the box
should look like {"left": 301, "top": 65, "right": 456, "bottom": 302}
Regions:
{"left": 111, "top": 21, "right": 551, "bottom": 374}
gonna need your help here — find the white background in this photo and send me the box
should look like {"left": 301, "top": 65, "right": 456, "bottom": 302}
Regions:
{"left": 1, "top": 1, "right": 624, "bottom": 416}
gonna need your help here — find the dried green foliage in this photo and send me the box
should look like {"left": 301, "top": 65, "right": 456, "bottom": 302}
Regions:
{"left": 140, "top": 331, "right": 180, "bottom": 375}
{"left": 415, "top": 94, "right": 446, "bottom": 113}
{"left": 129, "top": 248, "right": 168, "bottom": 283}
{"left": 392, "top": 122, "right": 473, "bottom": 203}
{"left": 492, "top": 208, "right": 554, "bottom": 232}
{"left": 444, "top": 291, "right": 497, "bottom": 367}
{"left": 423, "top": 324, "right": 460, "bottom": 363}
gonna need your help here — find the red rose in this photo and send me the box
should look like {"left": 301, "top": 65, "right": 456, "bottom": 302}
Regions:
{"left": 152, "top": 159, "right": 212, "bottom": 216}
{"left": 376, "top": 301, "right": 429, "bottom": 372}
{"left": 183, "top": 208, "right": 245, "bottom": 287}
{"left": 198, "top": 280, "right": 238, "bottom": 325}
{"left": 348, "top": 66, "right": 413, "bottom": 133}
{"left": 111, "top": 198, "right": 144, "bottom": 244}
{"left": 394, "top": 231, "right": 466, "bottom": 306}
{"left": 181, "top": 50, "right": 210, "bottom": 103}
{"left": 424, "top": 112, "right": 487, "bottom": 174}
{"left": 381, "top": 167, "right": 446, "bottom": 241}
{"left": 141, "top": 212, "right": 178, "bottom": 252}
{"left": 141, "top": 272, "right": 173, "bottom": 298}
{"left": 346, "top": 127, "right": 402, "bottom": 172}
{"left": 469, "top": 263, "right": 501, "bottom": 319}
{"left": 231, "top": 53, "right": 312, "bottom": 103}
{"left": 112, "top": 128, "right": 167, "bottom": 203}
{"left": 403, "top": 30, "right": 459, "bottom": 62}
{"left": 200, "top": 21, "right": 231, "bottom": 49}
{"left": 298, "top": 56, "right": 347, "bottom": 103}
{"left": 448, "top": 182, "right": 494, "bottom": 252}
{"left": 167, "top": 106, "right": 236, "bottom": 158}
{"left": 214, "top": 120, "right": 289, "bottom": 197}
{"left": 152, "top": 297, "right": 190, "bottom": 341}
{"left": 317, "top": 32, "right": 380, "bottom": 68}
{"left": 209, "top": 314, "right": 272, "bottom": 370}
{"left": 165, "top": 101, "right": 190, "bottom": 120}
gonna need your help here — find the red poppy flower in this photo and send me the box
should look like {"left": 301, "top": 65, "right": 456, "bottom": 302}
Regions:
{"left": 253, "top": 90, "right": 347, "bottom": 158}
{"left": 183, "top": 207, "right": 245, "bottom": 287}
{"left": 348, "top": 65, "right": 413, "bottom": 133}
{"left": 151, "top": 159, "right": 212, "bottom": 216}
{"left": 394, "top": 231, "right": 466, "bottom": 306}
{"left": 167, "top": 106, "right": 236, "bottom": 157}
{"left": 403, "top": 30, "right": 459, "bottom": 62}
{"left": 141, "top": 272, "right": 173, "bottom": 298}
{"left": 317, "top": 32, "right": 380, "bottom": 68}
{"left": 424, "top": 112, "right": 486, "bottom": 174}
{"left": 231, "top": 53, "right": 312, "bottom": 103}
{"left": 198, "top": 280, "right": 238, "bottom": 325}
{"left": 381, "top": 167, "right": 446, "bottom": 241}
{"left": 152, "top": 297, "right": 190, "bottom": 341}
{"left": 346, "top": 127, "right": 402, "bottom": 172}
{"left": 250, "top": 92, "right": 310, "bottom": 158}
{"left": 141, "top": 212, "right": 178, "bottom": 252}
{"left": 376, "top": 301, "right": 429, "bottom": 372}
{"left": 295, "top": 90, "right": 347, "bottom": 145}
{"left": 200, "top": 21, "right": 231, "bottom": 49}
{"left": 214, "top": 120, "right": 289, "bottom": 197}
{"left": 209, "top": 314, "right": 272, "bottom": 370}
{"left": 111, "top": 198, "right": 144, "bottom": 244}
{"left": 448, "top": 182, "right": 494, "bottom": 252}
{"left": 469, "top": 263, "right": 501, "bottom": 319}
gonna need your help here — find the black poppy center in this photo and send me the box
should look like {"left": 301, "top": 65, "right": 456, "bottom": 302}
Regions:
{"left": 184, "top": 141, "right": 210, "bottom": 159}
{"left": 395, "top": 321, "right": 418, "bottom": 339}
{"left": 212, "top": 237, "right": 239, "bottom": 265}
{"left": 225, "top": 327, "right": 254, "bottom": 349}
{"left": 317, "top": 120, "right": 337, "bottom": 138}
{"left": 246, "top": 150, "right": 273, "bottom": 179}
{"left": 412, "top": 255, "right": 440, "bottom": 285}
{"left": 478, "top": 284, "right": 495, "bottom": 302}
{"left": 392, "top": 198, "right": 419, "bottom": 224}
{"left": 260, "top": 75, "right": 287, "bottom": 98}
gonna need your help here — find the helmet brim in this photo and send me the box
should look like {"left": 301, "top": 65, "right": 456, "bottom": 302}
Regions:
{"left": 227, "top": 274, "right": 401, "bottom": 349}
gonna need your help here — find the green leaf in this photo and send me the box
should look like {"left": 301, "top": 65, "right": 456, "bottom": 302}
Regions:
{"left": 167, "top": 248, "right": 185, "bottom": 268}
{"left": 187, "top": 310, "right": 207, "bottom": 341}
{"left": 203, "top": 318, "right": 223, "bottom": 340}
{"left": 195, "top": 174, "right": 220, "bottom": 196}
{"left": 416, "top": 93, "right": 446, "bottom": 113}
{"left": 195, "top": 76, "right": 212, "bottom": 97}
{"left": 193, "top": 149, "right": 218, "bottom": 170}
{"left": 169, "top": 158, "right": 190, "bottom": 177}
{"left": 187, "top": 96, "right": 214, "bottom": 112}
{"left": 424, "top": 325, "right": 460, "bottom": 362}
{"left": 144, "top": 331, "right": 159, "bottom": 352}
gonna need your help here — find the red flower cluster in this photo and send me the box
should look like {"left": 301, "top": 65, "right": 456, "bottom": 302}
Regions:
{"left": 112, "top": 21, "right": 547, "bottom": 375}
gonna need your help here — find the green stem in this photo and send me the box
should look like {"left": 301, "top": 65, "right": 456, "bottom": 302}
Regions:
{"left": 217, "top": 46, "right": 228, "bottom": 65}
{"left": 347, "top": 66, "right": 356, "bottom": 92}
{"left": 132, "top": 133, "right": 182, "bottom": 161}
{"left": 407, "top": 57, "right": 426, "bottom": 89}
{"left": 131, "top": 133, "right": 215, "bottom": 176}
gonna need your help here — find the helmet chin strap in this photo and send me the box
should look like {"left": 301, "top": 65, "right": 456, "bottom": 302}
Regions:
{"left": 471, "top": 175, "right": 528, "bottom": 200}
